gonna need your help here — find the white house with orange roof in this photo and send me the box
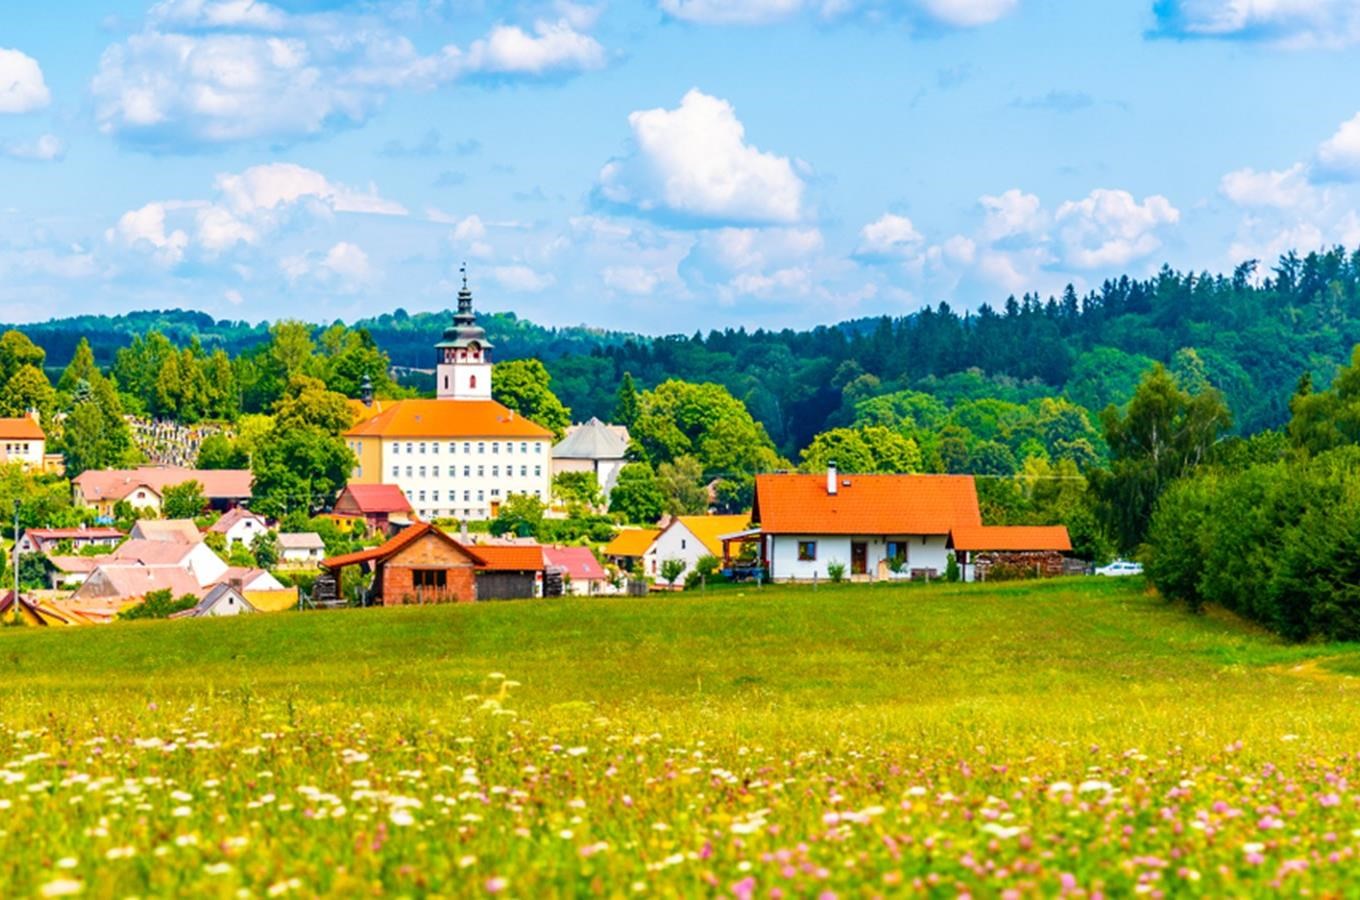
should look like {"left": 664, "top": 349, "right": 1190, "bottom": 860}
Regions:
{"left": 0, "top": 414, "right": 46, "bottom": 469}
{"left": 343, "top": 273, "right": 554, "bottom": 522}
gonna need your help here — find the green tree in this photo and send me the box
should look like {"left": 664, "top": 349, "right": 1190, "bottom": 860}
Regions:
{"left": 161, "top": 480, "right": 205, "bottom": 519}
{"left": 56, "top": 338, "right": 99, "bottom": 397}
{"left": 1091, "top": 364, "right": 1232, "bottom": 552}
{"left": 196, "top": 434, "right": 249, "bottom": 469}
{"left": 493, "top": 359, "right": 572, "bottom": 440}
{"left": 251, "top": 426, "right": 354, "bottom": 520}
{"left": 490, "top": 493, "right": 546, "bottom": 538}
{"left": 0, "top": 365, "right": 56, "bottom": 422}
{"left": 120, "top": 588, "right": 197, "bottom": 620}
{"left": 609, "top": 462, "right": 665, "bottom": 524}
{"left": 0, "top": 331, "right": 44, "bottom": 385}
{"left": 1290, "top": 345, "right": 1360, "bottom": 454}
{"left": 251, "top": 530, "right": 280, "bottom": 569}
{"left": 613, "top": 372, "right": 640, "bottom": 429}
{"left": 631, "top": 380, "right": 783, "bottom": 477}
{"left": 552, "top": 471, "right": 603, "bottom": 511}
{"left": 660, "top": 558, "right": 686, "bottom": 587}
{"left": 657, "top": 455, "right": 708, "bottom": 515}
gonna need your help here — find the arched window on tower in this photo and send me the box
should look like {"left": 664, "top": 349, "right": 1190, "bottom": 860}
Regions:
{"left": 443, "top": 376, "right": 449, "bottom": 391}
{"left": 469, "top": 374, "right": 477, "bottom": 390}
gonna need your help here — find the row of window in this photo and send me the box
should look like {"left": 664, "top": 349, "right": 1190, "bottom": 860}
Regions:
{"left": 390, "top": 441, "right": 543, "bottom": 456}
{"left": 390, "top": 465, "right": 543, "bottom": 479}
{"left": 2, "top": 442, "right": 34, "bottom": 454}
{"left": 796, "top": 541, "right": 912, "bottom": 562}
{"left": 413, "top": 488, "right": 545, "bottom": 505}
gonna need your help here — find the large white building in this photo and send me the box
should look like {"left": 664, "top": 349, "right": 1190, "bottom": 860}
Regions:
{"left": 344, "top": 274, "right": 554, "bottom": 522}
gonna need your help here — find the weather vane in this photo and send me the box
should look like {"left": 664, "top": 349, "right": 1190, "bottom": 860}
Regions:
{"left": 460, "top": 261, "right": 468, "bottom": 290}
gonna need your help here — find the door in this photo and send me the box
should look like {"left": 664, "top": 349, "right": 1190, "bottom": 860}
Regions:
{"left": 850, "top": 542, "right": 867, "bottom": 576}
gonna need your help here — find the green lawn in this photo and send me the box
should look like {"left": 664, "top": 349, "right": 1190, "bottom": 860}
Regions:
{"left": 2, "top": 578, "right": 1359, "bottom": 895}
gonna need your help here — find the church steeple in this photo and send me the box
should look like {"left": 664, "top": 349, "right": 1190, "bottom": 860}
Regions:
{"left": 435, "top": 263, "right": 494, "bottom": 401}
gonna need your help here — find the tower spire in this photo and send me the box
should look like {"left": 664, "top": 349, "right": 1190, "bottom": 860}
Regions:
{"left": 456, "top": 261, "right": 474, "bottom": 321}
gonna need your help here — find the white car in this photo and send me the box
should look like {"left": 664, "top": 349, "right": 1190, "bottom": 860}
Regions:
{"left": 1095, "top": 559, "right": 1143, "bottom": 577}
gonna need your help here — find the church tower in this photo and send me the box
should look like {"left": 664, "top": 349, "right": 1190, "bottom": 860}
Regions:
{"left": 435, "top": 265, "right": 493, "bottom": 400}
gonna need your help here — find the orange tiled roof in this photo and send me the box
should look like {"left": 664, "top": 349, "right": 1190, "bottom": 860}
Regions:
{"left": 0, "top": 417, "right": 44, "bottom": 440}
{"left": 323, "top": 523, "right": 485, "bottom": 570}
{"left": 344, "top": 399, "right": 552, "bottom": 439}
{"left": 752, "top": 473, "right": 982, "bottom": 536}
{"left": 473, "top": 543, "right": 546, "bottom": 572}
{"left": 669, "top": 515, "right": 750, "bottom": 557}
{"left": 949, "top": 525, "right": 1072, "bottom": 552}
{"left": 604, "top": 528, "right": 659, "bottom": 557}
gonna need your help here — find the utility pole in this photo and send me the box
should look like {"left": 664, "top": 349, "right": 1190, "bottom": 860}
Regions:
{"left": 11, "top": 500, "right": 19, "bottom": 624}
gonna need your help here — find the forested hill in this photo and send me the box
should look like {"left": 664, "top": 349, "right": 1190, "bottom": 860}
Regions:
{"left": 13, "top": 248, "right": 1360, "bottom": 454}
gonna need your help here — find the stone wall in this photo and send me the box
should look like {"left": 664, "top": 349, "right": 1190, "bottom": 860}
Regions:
{"left": 974, "top": 551, "right": 1067, "bottom": 582}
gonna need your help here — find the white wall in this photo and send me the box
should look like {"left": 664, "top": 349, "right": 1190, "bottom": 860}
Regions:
{"left": 644, "top": 522, "right": 713, "bottom": 583}
{"left": 381, "top": 437, "right": 552, "bottom": 522}
{"left": 187, "top": 543, "right": 230, "bottom": 587}
{"left": 768, "top": 534, "right": 952, "bottom": 582}
{"left": 0, "top": 439, "right": 43, "bottom": 468}
{"left": 223, "top": 516, "right": 267, "bottom": 548}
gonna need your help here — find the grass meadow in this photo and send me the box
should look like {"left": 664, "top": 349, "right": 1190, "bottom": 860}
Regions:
{"left": 3, "top": 577, "right": 1360, "bottom": 896}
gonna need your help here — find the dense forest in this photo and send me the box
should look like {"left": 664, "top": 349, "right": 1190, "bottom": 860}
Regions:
{"left": 19, "top": 248, "right": 1360, "bottom": 460}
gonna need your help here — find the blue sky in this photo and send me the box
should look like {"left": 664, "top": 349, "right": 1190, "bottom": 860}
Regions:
{"left": 3, "top": 0, "right": 1360, "bottom": 333}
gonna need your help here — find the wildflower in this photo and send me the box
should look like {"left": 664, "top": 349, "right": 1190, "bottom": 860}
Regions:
{"left": 390, "top": 809, "right": 415, "bottom": 827}
{"left": 39, "top": 880, "right": 83, "bottom": 897}
{"left": 485, "top": 876, "right": 508, "bottom": 893}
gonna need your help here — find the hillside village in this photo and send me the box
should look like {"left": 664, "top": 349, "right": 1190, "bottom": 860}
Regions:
{"left": 0, "top": 278, "right": 1080, "bottom": 625}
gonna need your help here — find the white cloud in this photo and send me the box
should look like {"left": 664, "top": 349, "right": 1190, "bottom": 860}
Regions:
{"left": 659, "top": 0, "right": 1018, "bottom": 26}
{"left": 0, "top": 49, "right": 50, "bottom": 114}
{"left": 855, "top": 213, "right": 923, "bottom": 259}
{"left": 214, "top": 163, "right": 407, "bottom": 217}
{"left": 91, "top": 3, "right": 607, "bottom": 149}
{"left": 451, "top": 214, "right": 488, "bottom": 242}
{"left": 464, "top": 19, "right": 606, "bottom": 75}
{"left": 660, "top": 0, "right": 806, "bottom": 24}
{"left": 979, "top": 189, "right": 1045, "bottom": 241}
{"left": 322, "top": 241, "right": 373, "bottom": 282}
{"left": 602, "top": 265, "right": 663, "bottom": 295}
{"left": 2, "top": 134, "right": 64, "bottom": 161}
{"left": 1054, "top": 189, "right": 1180, "bottom": 269}
{"left": 1220, "top": 163, "right": 1316, "bottom": 209}
{"left": 1316, "top": 112, "right": 1360, "bottom": 179}
{"left": 105, "top": 202, "right": 192, "bottom": 267}
{"left": 917, "top": 0, "right": 1018, "bottom": 27}
{"left": 1154, "top": 0, "right": 1360, "bottom": 48}
{"left": 598, "top": 89, "right": 806, "bottom": 225}
{"left": 492, "top": 264, "right": 555, "bottom": 292}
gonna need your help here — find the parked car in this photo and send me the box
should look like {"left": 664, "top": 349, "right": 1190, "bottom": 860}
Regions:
{"left": 1095, "top": 559, "right": 1143, "bottom": 577}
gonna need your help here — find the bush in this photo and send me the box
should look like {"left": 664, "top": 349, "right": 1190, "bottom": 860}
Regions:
{"left": 1145, "top": 446, "right": 1360, "bottom": 640}
{"left": 945, "top": 552, "right": 960, "bottom": 583}
{"left": 826, "top": 561, "right": 846, "bottom": 583}
{"left": 120, "top": 589, "right": 197, "bottom": 620}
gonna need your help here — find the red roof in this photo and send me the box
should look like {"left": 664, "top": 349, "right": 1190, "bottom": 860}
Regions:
{"left": 337, "top": 483, "right": 414, "bottom": 515}
{"left": 473, "top": 544, "right": 547, "bottom": 572}
{"left": 323, "top": 523, "right": 485, "bottom": 570}
{"left": 73, "top": 467, "right": 252, "bottom": 502}
{"left": 543, "top": 546, "right": 607, "bottom": 581}
{"left": 23, "top": 527, "right": 123, "bottom": 542}
{"left": 949, "top": 525, "right": 1072, "bottom": 552}
{"left": 752, "top": 473, "right": 982, "bottom": 536}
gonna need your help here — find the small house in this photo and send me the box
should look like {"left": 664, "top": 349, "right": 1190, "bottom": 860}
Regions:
{"left": 47, "top": 555, "right": 100, "bottom": 590}
{"left": 278, "top": 532, "right": 326, "bottom": 567}
{"left": 72, "top": 466, "right": 252, "bottom": 516}
{"left": 603, "top": 528, "right": 659, "bottom": 571}
{"left": 323, "top": 522, "right": 481, "bottom": 605}
{"left": 17, "top": 526, "right": 124, "bottom": 556}
{"left": 552, "top": 418, "right": 631, "bottom": 497}
{"left": 543, "top": 545, "right": 613, "bottom": 596}
{"left": 644, "top": 515, "right": 748, "bottom": 585}
{"left": 208, "top": 508, "right": 270, "bottom": 548}
{"left": 106, "top": 538, "right": 228, "bottom": 587}
{"left": 170, "top": 583, "right": 257, "bottom": 619}
{"left": 332, "top": 483, "right": 415, "bottom": 535}
{"left": 0, "top": 414, "right": 46, "bottom": 470}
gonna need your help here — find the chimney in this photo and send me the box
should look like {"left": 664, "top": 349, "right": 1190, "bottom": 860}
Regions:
{"left": 460, "top": 521, "right": 470, "bottom": 543}
{"left": 360, "top": 374, "right": 374, "bottom": 408}
{"left": 827, "top": 461, "right": 838, "bottom": 496}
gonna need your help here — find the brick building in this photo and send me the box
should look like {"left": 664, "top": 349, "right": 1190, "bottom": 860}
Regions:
{"left": 322, "top": 522, "right": 482, "bottom": 605}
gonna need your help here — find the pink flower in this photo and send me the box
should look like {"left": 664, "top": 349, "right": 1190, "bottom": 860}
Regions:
{"left": 485, "top": 877, "right": 507, "bottom": 894}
